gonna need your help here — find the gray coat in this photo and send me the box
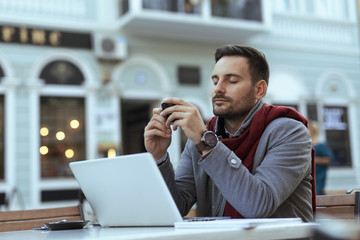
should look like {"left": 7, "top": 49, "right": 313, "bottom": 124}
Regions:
{"left": 159, "top": 100, "right": 313, "bottom": 222}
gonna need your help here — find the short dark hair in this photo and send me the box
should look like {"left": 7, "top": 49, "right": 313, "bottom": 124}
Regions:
{"left": 214, "top": 45, "right": 269, "bottom": 85}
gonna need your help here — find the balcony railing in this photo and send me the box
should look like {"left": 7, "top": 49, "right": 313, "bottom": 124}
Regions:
{"left": 0, "top": 0, "right": 95, "bottom": 30}
{"left": 117, "top": 0, "right": 268, "bottom": 44}
{"left": 120, "top": 0, "right": 263, "bottom": 22}
{"left": 0, "top": 0, "right": 91, "bottom": 19}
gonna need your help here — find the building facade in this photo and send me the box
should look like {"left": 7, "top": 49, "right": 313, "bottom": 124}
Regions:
{"left": 0, "top": 0, "right": 359, "bottom": 210}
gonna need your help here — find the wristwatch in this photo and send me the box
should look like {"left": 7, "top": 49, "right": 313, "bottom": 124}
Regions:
{"left": 195, "top": 131, "right": 219, "bottom": 153}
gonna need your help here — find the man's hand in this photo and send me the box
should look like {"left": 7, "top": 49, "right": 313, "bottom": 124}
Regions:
{"left": 144, "top": 108, "right": 172, "bottom": 161}
{"left": 160, "top": 98, "right": 207, "bottom": 144}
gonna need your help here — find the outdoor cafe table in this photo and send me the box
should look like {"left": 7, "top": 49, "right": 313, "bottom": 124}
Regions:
{"left": 0, "top": 221, "right": 318, "bottom": 240}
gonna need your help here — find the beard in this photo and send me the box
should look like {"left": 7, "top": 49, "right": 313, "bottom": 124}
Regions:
{"left": 212, "top": 89, "right": 256, "bottom": 120}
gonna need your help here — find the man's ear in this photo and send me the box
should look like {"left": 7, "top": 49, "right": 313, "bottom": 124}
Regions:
{"left": 254, "top": 80, "right": 267, "bottom": 100}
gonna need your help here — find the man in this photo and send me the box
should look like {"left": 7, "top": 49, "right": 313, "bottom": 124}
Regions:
{"left": 308, "top": 120, "right": 333, "bottom": 195}
{"left": 144, "top": 45, "right": 314, "bottom": 222}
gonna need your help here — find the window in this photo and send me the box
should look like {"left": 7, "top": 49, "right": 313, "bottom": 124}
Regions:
{"left": 0, "top": 95, "right": 4, "bottom": 180}
{"left": 177, "top": 0, "right": 201, "bottom": 14}
{"left": 0, "top": 66, "right": 3, "bottom": 180}
{"left": 37, "top": 60, "right": 87, "bottom": 203}
{"left": 307, "top": 103, "right": 318, "bottom": 121}
{"left": 121, "top": 100, "right": 150, "bottom": 155}
{"left": 177, "top": 66, "right": 200, "bottom": 85}
{"left": 143, "top": 0, "right": 174, "bottom": 11}
{"left": 40, "top": 97, "right": 86, "bottom": 178}
{"left": 306, "top": 104, "right": 351, "bottom": 167}
{"left": 119, "top": 0, "right": 129, "bottom": 16}
{"left": 323, "top": 106, "right": 351, "bottom": 167}
{"left": 211, "top": 0, "right": 262, "bottom": 21}
{"left": 143, "top": 0, "right": 201, "bottom": 14}
{"left": 40, "top": 60, "right": 84, "bottom": 85}
{"left": 0, "top": 66, "right": 4, "bottom": 81}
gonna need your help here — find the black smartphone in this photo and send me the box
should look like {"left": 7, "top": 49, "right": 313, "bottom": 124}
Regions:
{"left": 161, "top": 102, "right": 175, "bottom": 120}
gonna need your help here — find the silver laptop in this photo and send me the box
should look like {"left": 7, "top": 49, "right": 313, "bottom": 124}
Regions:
{"left": 69, "top": 152, "right": 183, "bottom": 227}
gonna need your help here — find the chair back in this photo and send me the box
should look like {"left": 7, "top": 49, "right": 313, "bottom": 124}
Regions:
{"left": 316, "top": 192, "right": 360, "bottom": 222}
{"left": 0, "top": 205, "right": 83, "bottom": 232}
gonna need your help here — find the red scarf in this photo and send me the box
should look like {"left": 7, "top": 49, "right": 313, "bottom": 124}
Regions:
{"left": 206, "top": 104, "right": 316, "bottom": 218}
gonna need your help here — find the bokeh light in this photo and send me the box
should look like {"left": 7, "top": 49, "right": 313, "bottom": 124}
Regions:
{"left": 56, "top": 131, "right": 65, "bottom": 141}
{"left": 65, "top": 149, "right": 74, "bottom": 158}
{"left": 70, "top": 119, "right": 80, "bottom": 129}
{"left": 40, "top": 146, "right": 49, "bottom": 155}
{"left": 40, "top": 127, "right": 49, "bottom": 136}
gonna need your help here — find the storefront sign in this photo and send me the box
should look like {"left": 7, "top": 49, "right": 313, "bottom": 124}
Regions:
{"left": 0, "top": 25, "right": 92, "bottom": 49}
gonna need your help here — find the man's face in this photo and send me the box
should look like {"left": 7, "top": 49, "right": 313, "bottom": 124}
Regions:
{"left": 211, "top": 56, "right": 258, "bottom": 120}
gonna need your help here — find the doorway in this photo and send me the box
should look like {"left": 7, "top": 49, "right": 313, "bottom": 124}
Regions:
{"left": 121, "top": 100, "right": 152, "bottom": 155}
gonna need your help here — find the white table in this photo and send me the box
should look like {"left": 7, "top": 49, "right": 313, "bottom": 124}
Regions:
{"left": 0, "top": 222, "right": 318, "bottom": 240}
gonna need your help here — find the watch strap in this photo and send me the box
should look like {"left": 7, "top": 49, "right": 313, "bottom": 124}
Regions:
{"left": 195, "top": 141, "right": 208, "bottom": 153}
{"left": 195, "top": 131, "right": 218, "bottom": 153}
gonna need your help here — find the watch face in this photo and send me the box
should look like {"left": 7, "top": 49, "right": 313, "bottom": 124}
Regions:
{"left": 204, "top": 132, "right": 218, "bottom": 147}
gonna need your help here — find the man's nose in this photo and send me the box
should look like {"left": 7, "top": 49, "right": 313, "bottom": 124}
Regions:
{"left": 214, "top": 79, "right": 226, "bottom": 94}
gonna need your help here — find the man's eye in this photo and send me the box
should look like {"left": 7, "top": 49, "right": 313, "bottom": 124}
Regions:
{"left": 229, "top": 77, "right": 240, "bottom": 84}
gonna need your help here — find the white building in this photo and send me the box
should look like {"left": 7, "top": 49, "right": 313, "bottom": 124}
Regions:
{"left": 0, "top": 0, "right": 359, "bottom": 210}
